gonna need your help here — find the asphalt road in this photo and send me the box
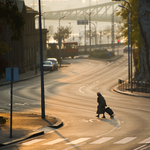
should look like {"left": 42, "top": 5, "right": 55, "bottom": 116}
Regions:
{"left": 0, "top": 54, "right": 150, "bottom": 150}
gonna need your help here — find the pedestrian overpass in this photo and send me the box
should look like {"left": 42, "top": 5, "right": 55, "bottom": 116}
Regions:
{"left": 44, "top": 2, "right": 122, "bottom": 22}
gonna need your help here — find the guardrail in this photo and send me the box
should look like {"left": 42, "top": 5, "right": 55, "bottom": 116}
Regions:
{"left": 118, "top": 79, "right": 150, "bottom": 93}
{"left": 78, "top": 43, "right": 125, "bottom": 51}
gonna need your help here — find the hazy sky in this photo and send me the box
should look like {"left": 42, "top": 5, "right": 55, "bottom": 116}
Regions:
{"left": 24, "top": 0, "right": 111, "bottom": 11}
{"left": 23, "top": 0, "right": 113, "bottom": 43}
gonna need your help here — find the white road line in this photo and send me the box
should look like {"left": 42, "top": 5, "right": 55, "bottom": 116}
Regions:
{"left": 114, "top": 137, "right": 137, "bottom": 144}
{"left": 22, "top": 139, "right": 45, "bottom": 145}
{"left": 133, "top": 144, "right": 147, "bottom": 150}
{"left": 42, "top": 138, "right": 67, "bottom": 145}
{"left": 66, "top": 138, "right": 90, "bottom": 145}
{"left": 139, "top": 137, "right": 150, "bottom": 144}
{"left": 79, "top": 86, "right": 85, "bottom": 94}
{"left": 90, "top": 137, "right": 114, "bottom": 144}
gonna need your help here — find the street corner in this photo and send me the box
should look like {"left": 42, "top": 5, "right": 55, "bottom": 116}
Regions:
{"left": 0, "top": 112, "right": 63, "bottom": 147}
{"left": 0, "top": 112, "right": 63, "bottom": 130}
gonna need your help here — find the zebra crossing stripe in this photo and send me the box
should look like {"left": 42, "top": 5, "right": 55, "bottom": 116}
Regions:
{"left": 66, "top": 138, "right": 90, "bottom": 145}
{"left": 114, "top": 137, "right": 137, "bottom": 144}
{"left": 139, "top": 137, "right": 150, "bottom": 144}
{"left": 22, "top": 139, "right": 45, "bottom": 145}
{"left": 90, "top": 137, "right": 114, "bottom": 144}
{"left": 42, "top": 138, "right": 68, "bottom": 145}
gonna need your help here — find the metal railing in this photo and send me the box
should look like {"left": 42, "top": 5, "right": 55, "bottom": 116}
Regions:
{"left": 118, "top": 79, "right": 150, "bottom": 93}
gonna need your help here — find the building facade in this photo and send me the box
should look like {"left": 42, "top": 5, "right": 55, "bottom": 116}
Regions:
{"left": 0, "top": 0, "right": 47, "bottom": 73}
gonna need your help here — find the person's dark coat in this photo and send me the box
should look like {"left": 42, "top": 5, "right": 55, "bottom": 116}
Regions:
{"left": 97, "top": 95, "right": 107, "bottom": 114}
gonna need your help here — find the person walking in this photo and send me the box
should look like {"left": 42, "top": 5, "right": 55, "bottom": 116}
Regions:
{"left": 96, "top": 92, "right": 107, "bottom": 118}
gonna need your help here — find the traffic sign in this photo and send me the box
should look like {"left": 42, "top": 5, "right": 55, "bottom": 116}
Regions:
{"left": 6, "top": 67, "right": 19, "bottom": 81}
{"left": 77, "top": 20, "right": 88, "bottom": 25}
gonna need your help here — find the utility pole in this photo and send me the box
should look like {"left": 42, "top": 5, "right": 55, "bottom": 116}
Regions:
{"left": 85, "top": 15, "right": 86, "bottom": 51}
{"left": 111, "top": 5, "right": 115, "bottom": 52}
{"left": 89, "top": 0, "right": 91, "bottom": 51}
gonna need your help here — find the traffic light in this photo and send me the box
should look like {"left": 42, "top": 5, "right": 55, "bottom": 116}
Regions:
{"left": 117, "top": 39, "right": 120, "bottom": 43}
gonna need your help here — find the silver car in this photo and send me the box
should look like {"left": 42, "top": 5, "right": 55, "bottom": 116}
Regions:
{"left": 46, "top": 58, "right": 58, "bottom": 70}
{"left": 43, "top": 61, "right": 54, "bottom": 71}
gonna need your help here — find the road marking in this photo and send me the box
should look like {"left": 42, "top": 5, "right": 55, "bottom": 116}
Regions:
{"left": 133, "top": 144, "right": 147, "bottom": 150}
{"left": 42, "top": 138, "right": 67, "bottom": 145}
{"left": 114, "top": 137, "right": 137, "bottom": 144}
{"left": 90, "top": 137, "right": 114, "bottom": 144}
{"left": 22, "top": 139, "right": 45, "bottom": 145}
{"left": 139, "top": 137, "right": 150, "bottom": 144}
{"left": 66, "top": 138, "right": 90, "bottom": 145}
{"left": 79, "top": 86, "right": 85, "bottom": 94}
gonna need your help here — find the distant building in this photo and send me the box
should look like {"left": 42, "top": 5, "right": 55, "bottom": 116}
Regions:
{"left": 0, "top": 0, "right": 47, "bottom": 73}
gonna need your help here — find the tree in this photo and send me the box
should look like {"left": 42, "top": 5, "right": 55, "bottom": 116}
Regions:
{"left": 47, "top": 25, "right": 54, "bottom": 42}
{"left": 0, "top": 0, "right": 25, "bottom": 76}
{"left": 53, "top": 26, "right": 72, "bottom": 42}
{"left": 0, "top": 0, "right": 25, "bottom": 41}
{"left": 137, "top": 0, "right": 150, "bottom": 84}
{"left": 116, "top": 0, "right": 150, "bottom": 84}
{"left": 86, "top": 29, "right": 95, "bottom": 45}
{"left": 103, "top": 25, "right": 111, "bottom": 43}
{"left": 116, "top": 0, "right": 141, "bottom": 48}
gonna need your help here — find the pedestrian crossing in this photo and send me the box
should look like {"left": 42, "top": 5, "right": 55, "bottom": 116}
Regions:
{"left": 21, "top": 136, "right": 150, "bottom": 147}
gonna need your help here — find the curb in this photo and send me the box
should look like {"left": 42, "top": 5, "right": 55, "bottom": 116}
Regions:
{"left": 0, "top": 71, "right": 49, "bottom": 87}
{"left": 0, "top": 65, "right": 69, "bottom": 87}
{"left": 0, "top": 117, "right": 63, "bottom": 147}
{"left": 88, "top": 55, "right": 123, "bottom": 62}
{"left": 0, "top": 131, "right": 44, "bottom": 147}
{"left": 113, "top": 85, "right": 150, "bottom": 98}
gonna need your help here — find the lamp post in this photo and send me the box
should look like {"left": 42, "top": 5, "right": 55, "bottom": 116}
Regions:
{"left": 85, "top": 11, "right": 94, "bottom": 52}
{"left": 59, "top": 16, "right": 66, "bottom": 67}
{"left": 42, "top": 12, "right": 48, "bottom": 29}
{"left": 34, "top": 16, "right": 39, "bottom": 75}
{"left": 84, "top": 14, "right": 87, "bottom": 51}
{"left": 118, "top": 5, "right": 130, "bottom": 83}
{"left": 90, "top": 22, "right": 97, "bottom": 51}
{"left": 38, "top": 0, "right": 45, "bottom": 118}
{"left": 68, "top": 22, "right": 71, "bottom": 41}
{"left": 112, "top": 0, "right": 133, "bottom": 92}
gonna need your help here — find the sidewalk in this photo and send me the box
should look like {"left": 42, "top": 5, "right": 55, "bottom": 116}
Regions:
{"left": 0, "top": 66, "right": 67, "bottom": 148}
{"left": 0, "top": 113, "right": 63, "bottom": 147}
{"left": 0, "top": 63, "right": 69, "bottom": 86}
{"left": 113, "top": 84, "right": 150, "bottom": 98}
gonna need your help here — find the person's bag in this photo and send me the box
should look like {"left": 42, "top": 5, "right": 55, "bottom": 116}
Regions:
{"left": 105, "top": 107, "right": 114, "bottom": 118}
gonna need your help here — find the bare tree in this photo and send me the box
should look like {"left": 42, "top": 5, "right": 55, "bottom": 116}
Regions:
{"left": 103, "top": 26, "right": 111, "bottom": 44}
{"left": 53, "top": 26, "right": 72, "bottom": 42}
{"left": 47, "top": 25, "right": 54, "bottom": 42}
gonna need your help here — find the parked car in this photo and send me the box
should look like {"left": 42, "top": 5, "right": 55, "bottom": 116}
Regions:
{"left": 43, "top": 61, "right": 54, "bottom": 71}
{"left": 123, "top": 45, "right": 131, "bottom": 53}
{"left": 46, "top": 58, "right": 58, "bottom": 70}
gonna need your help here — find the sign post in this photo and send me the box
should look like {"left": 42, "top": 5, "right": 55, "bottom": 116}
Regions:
{"left": 6, "top": 67, "right": 19, "bottom": 138}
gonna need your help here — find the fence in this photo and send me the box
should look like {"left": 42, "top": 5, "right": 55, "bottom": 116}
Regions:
{"left": 118, "top": 79, "right": 150, "bottom": 93}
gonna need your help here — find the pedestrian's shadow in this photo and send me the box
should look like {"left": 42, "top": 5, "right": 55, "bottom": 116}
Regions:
{"left": 99, "top": 117, "right": 120, "bottom": 128}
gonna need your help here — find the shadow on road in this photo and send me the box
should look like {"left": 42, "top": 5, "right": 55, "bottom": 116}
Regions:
{"left": 100, "top": 118, "right": 120, "bottom": 128}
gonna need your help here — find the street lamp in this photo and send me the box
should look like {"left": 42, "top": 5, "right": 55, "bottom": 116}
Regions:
{"left": 59, "top": 16, "right": 66, "bottom": 67}
{"left": 118, "top": 5, "right": 130, "bottom": 83}
{"left": 38, "top": 0, "right": 45, "bottom": 118}
{"left": 112, "top": 0, "right": 133, "bottom": 92}
{"left": 42, "top": 12, "right": 48, "bottom": 29}
{"left": 85, "top": 11, "right": 94, "bottom": 52}
{"left": 90, "top": 22, "right": 97, "bottom": 51}
{"left": 34, "top": 16, "right": 39, "bottom": 75}
{"left": 68, "top": 22, "right": 71, "bottom": 41}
